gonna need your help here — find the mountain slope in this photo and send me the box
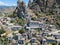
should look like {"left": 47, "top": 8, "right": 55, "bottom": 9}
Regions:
{"left": 0, "top": 6, "right": 16, "bottom": 13}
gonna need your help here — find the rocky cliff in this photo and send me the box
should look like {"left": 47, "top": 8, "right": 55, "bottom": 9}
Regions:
{"left": 28, "top": 0, "right": 60, "bottom": 15}
{"left": 27, "top": 0, "right": 60, "bottom": 29}
{"left": 14, "top": 0, "right": 26, "bottom": 18}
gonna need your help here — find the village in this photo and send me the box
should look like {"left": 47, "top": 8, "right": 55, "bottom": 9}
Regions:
{"left": 0, "top": 0, "right": 60, "bottom": 45}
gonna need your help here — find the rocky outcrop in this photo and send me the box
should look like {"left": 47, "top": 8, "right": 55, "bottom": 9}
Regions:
{"left": 28, "top": 0, "right": 60, "bottom": 14}
{"left": 28, "top": 0, "right": 41, "bottom": 14}
{"left": 15, "top": 0, "right": 26, "bottom": 18}
{"left": 29, "top": 3, "right": 41, "bottom": 13}
{"left": 56, "top": 0, "right": 60, "bottom": 5}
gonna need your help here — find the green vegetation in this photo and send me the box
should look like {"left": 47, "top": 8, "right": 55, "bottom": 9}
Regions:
{"left": 8, "top": 13, "right": 14, "bottom": 18}
{"left": 8, "top": 10, "right": 17, "bottom": 18}
{"left": 10, "top": 20, "right": 14, "bottom": 23}
{"left": 25, "top": 42, "right": 28, "bottom": 45}
{"left": 38, "top": 28, "right": 42, "bottom": 31}
{"left": 8, "top": 13, "right": 27, "bottom": 26}
{"left": 31, "top": 17, "right": 36, "bottom": 20}
{"left": 18, "top": 19, "right": 26, "bottom": 26}
{"left": 15, "top": 17, "right": 26, "bottom": 26}
{"left": 4, "top": 38, "right": 8, "bottom": 45}
{"left": 47, "top": 42, "right": 57, "bottom": 45}
{"left": 19, "top": 28, "right": 25, "bottom": 34}
{"left": 52, "top": 42, "right": 57, "bottom": 45}
{"left": 56, "top": 22, "right": 60, "bottom": 27}
{"left": 56, "top": 22, "right": 60, "bottom": 30}
{"left": 0, "top": 29, "right": 5, "bottom": 34}
{"left": 46, "top": 21, "right": 49, "bottom": 24}
{"left": 0, "top": 36, "right": 9, "bottom": 45}
{"left": 0, "top": 12, "right": 3, "bottom": 17}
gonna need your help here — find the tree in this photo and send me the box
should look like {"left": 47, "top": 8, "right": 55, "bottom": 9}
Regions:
{"left": 38, "top": 28, "right": 42, "bottom": 32}
{"left": 10, "top": 20, "right": 14, "bottom": 23}
{"left": 0, "top": 29, "right": 5, "bottom": 34}
{"left": 31, "top": 17, "right": 36, "bottom": 20}
{"left": 4, "top": 38, "right": 8, "bottom": 45}
{"left": 19, "top": 28, "right": 25, "bottom": 34}
{"left": 25, "top": 42, "right": 28, "bottom": 45}
{"left": 0, "top": 36, "right": 8, "bottom": 45}
{"left": 52, "top": 42, "right": 57, "bottom": 45}
{"left": 56, "top": 22, "right": 60, "bottom": 30}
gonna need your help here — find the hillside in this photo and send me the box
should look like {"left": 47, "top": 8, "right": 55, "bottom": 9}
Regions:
{"left": 0, "top": 0, "right": 60, "bottom": 29}
{"left": 28, "top": 0, "right": 60, "bottom": 29}
{"left": 0, "top": 6, "right": 16, "bottom": 14}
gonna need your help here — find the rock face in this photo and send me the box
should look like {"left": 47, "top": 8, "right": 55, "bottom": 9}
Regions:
{"left": 16, "top": 0, "right": 26, "bottom": 18}
{"left": 28, "top": 0, "right": 32, "bottom": 7}
{"left": 28, "top": 0, "right": 60, "bottom": 14}
{"left": 47, "top": 0, "right": 55, "bottom": 7}
{"left": 28, "top": 0, "right": 41, "bottom": 14}
{"left": 29, "top": 3, "right": 41, "bottom": 13}
{"left": 56, "top": 0, "right": 60, "bottom": 5}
